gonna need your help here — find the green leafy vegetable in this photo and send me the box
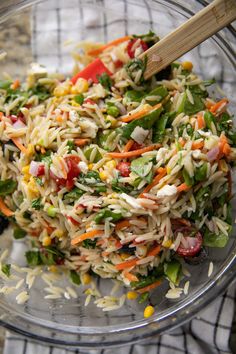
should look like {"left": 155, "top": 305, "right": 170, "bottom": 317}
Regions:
{"left": 0, "top": 179, "right": 17, "bottom": 196}
{"left": 35, "top": 150, "right": 52, "bottom": 165}
{"left": 25, "top": 250, "right": 42, "bottom": 266}
{"left": 34, "top": 177, "right": 43, "bottom": 186}
{"left": 145, "top": 86, "right": 168, "bottom": 105}
{"left": 164, "top": 260, "right": 181, "bottom": 284}
{"left": 82, "top": 239, "right": 97, "bottom": 249}
{"left": 182, "top": 169, "right": 194, "bottom": 187}
{"left": 97, "top": 130, "right": 118, "bottom": 151}
{"left": 70, "top": 270, "right": 81, "bottom": 285}
{"left": 131, "top": 156, "right": 153, "bottom": 180}
{"left": 98, "top": 72, "right": 113, "bottom": 90}
{"left": 133, "top": 30, "right": 159, "bottom": 45}
{"left": 195, "top": 163, "right": 207, "bottom": 182}
{"left": 124, "top": 90, "right": 145, "bottom": 103}
{"left": 0, "top": 80, "right": 12, "bottom": 90}
{"left": 95, "top": 209, "right": 123, "bottom": 224}
{"left": 121, "top": 106, "right": 162, "bottom": 139}
{"left": 125, "top": 57, "right": 147, "bottom": 84}
{"left": 111, "top": 179, "right": 133, "bottom": 193}
{"left": 131, "top": 264, "right": 164, "bottom": 290}
{"left": 64, "top": 188, "right": 85, "bottom": 200}
{"left": 74, "top": 94, "right": 84, "bottom": 105}
{"left": 203, "top": 78, "right": 216, "bottom": 87}
{"left": 203, "top": 229, "right": 229, "bottom": 248}
{"left": 84, "top": 146, "right": 102, "bottom": 162}
{"left": 178, "top": 91, "right": 205, "bottom": 115}
{"left": 31, "top": 85, "right": 51, "bottom": 101}
{"left": 67, "top": 140, "right": 75, "bottom": 153}
{"left": 13, "top": 227, "right": 27, "bottom": 239}
{"left": 152, "top": 112, "right": 171, "bottom": 143}
{"left": 31, "top": 198, "right": 42, "bottom": 210}
{"left": 2, "top": 264, "right": 11, "bottom": 277}
{"left": 204, "top": 111, "right": 216, "bottom": 130}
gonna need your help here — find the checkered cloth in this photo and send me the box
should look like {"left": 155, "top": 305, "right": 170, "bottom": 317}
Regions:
{"left": 3, "top": 0, "right": 236, "bottom": 353}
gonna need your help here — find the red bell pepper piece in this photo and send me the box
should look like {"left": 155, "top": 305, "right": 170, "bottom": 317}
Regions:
{"left": 71, "top": 58, "right": 112, "bottom": 84}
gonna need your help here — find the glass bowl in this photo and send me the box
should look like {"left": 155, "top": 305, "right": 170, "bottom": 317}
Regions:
{"left": 0, "top": 0, "right": 235, "bottom": 349}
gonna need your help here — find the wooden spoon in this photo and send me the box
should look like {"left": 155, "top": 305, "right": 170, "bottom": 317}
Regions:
{"left": 140, "top": 0, "right": 236, "bottom": 80}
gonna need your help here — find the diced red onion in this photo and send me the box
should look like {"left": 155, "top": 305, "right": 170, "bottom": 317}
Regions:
{"left": 206, "top": 146, "right": 219, "bottom": 161}
{"left": 29, "top": 161, "right": 42, "bottom": 177}
{"left": 12, "top": 120, "right": 26, "bottom": 130}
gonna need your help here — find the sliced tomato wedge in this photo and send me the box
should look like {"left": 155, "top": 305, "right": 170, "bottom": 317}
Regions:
{"left": 177, "top": 230, "right": 203, "bottom": 257}
{"left": 127, "top": 39, "right": 148, "bottom": 58}
{"left": 116, "top": 161, "right": 131, "bottom": 177}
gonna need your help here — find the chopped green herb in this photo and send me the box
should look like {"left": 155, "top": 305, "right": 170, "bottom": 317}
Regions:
{"left": 138, "top": 292, "right": 149, "bottom": 304}
{"left": 0, "top": 80, "right": 12, "bottom": 90}
{"left": 84, "top": 146, "right": 102, "bottom": 162}
{"left": 0, "top": 179, "right": 17, "bottom": 196}
{"left": 195, "top": 163, "right": 207, "bottom": 182}
{"left": 67, "top": 140, "right": 75, "bottom": 153}
{"left": 70, "top": 270, "right": 81, "bottom": 285}
{"left": 164, "top": 260, "right": 181, "bottom": 285}
{"left": 203, "top": 229, "right": 229, "bottom": 248}
{"left": 64, "top": 188, "right": 85, "bottom": 200}
{"left": 182, "top": 169, "right": 194, "bottom": 187}
{"left": 25, "top": 250, "right": 42, "bottom": 266}
{"left": 13, "top": 227, "right": 27, "bottom": 239}
{"left": 131, "top": 156, "right": 153, "bottom": 179}
{"left": 82, "top": 239, "right": 97, "bottom": 249}
{"left": 98, "top": 72, "right": 112, "bottom": 90}
{"left": 74, "top": 94, "right": 84, "bottom": 105}
{"left": 34, "top": 177, "right": 43, "bottom": 186}
{"left": 2, "top": 264, "right": 11, "bottom": 277}
{"left": 31, "top": 198, "right": 42, "bottom": 210}
{"left": 95, "top": 208, "right": 123, "bottom": 224}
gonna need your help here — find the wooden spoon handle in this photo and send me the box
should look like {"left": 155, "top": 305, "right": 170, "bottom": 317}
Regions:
{"left": 140, "top": 0, "right": 236, "bottom": 80}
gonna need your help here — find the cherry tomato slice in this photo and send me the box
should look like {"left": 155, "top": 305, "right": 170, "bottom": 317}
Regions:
{"left": 117, "top": 161, "right": 131, "bottom": 177}
{"left": 130, "top": 142, "right": 143, "bottom": 151}
{"left": 84, "top": 98, "right": 96, "bottom": 105}
{"left": 127, "top": 39, "right": 148, "bottom": 58}
{"left": 37, "top": 165, "right": 45, "bottom": 176}
{"left": 177, "top": 231, "right": 202, "bottom": 257}
{"left": 64, "top": 155, "right": 81, "bottom": 180}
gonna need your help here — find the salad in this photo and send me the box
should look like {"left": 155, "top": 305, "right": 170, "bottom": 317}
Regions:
{"left": 0, "top": 31, "right": 235, "bottom": 317}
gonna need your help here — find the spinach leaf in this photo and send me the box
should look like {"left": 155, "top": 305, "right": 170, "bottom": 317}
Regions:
{"left": 98, "top": 72, "right": 112, "bottom": 90}
{"left": 145, "top": 86, "right": 168, "bottom": 105}
{"left": 179, "top": 92, "right": 205, "bottom": 115}
{"left": 125, "top": 58, "right": 147, "bottom": 84}
{"left": 131, "top": 264, "right": 164, "bottom": 290}
{"left": 131, "top": 156, "right": 153, "bottom": 179}
{"left": 35, "top": 150, "right": 52, "bottom": 165}
{"left": 31, "top": 198, "right": 42, "bottom": 210}
{"left": 95, "top": 209, "right": 123, "bottom": 224}
{"left": 203, "top": 228, "right": 229, "bottom": 248}
{"left": 2, "top": 264, "right": 11, "bottom": 277}
{"left": 67, "top": 140, "right": 75, "bottom": 153}
{"left": 188, "top": 85, "right": 208, "bottom": 98}
{"left": 204, "top": 111, "right": 216, "bottom": 130}
{"left": 25, "top": 250, "right": 42, "bottom": 266}
{"left": 124, "top": 90, "right": 145, "bottom": 103}
{"left": 111, "top": 179, "right": 133, "bottom": 193}
{"left": 152, "top": 112, "right": 171, "bottom": 143}
{"left": 0, "top": 80, "right": 12, "bottom": 90}
{"left": 133, "top": 30, "right": 159, "bottom": 45}
{"left": 121, "top": 106, "right": 162, "bottom": 139}
{"left": 70, "top": 270, "right": 81, "bottom": 285}
{"left": 164, "top": 260, "right": 181, "bottom": 284}
{"left": 195, "top": 163, "right": 207, "bottom": 182}
{"left": 97, "top": 129, "right": 118, "bottom": 151}
{"left": 182, "top": 169, "right": 194, "bottom": 186}
{"left": 64, "top": 188, "right": 85, "bottom": 200}
{"left": 31, "top": 85, "right": 51, "bottom": 101}
{"left": 13, "top": 227, "right": 27, "bottom": 239}
{"left": 0, "top": 179, "right": 17, "bottom": 196}
{"left": 202, "top": 79, "right": 216, "bottom": 87}
{"left": 84, "top": 146, "right": 102, "bottom": 162}
{"left": 39, "top": 246, "right": 65, "bottom": 266}
{"left": 74, "top": 94, "right": 84, "bottom": 105}
{"left": 82, "top": 239, "right": 97, "bottom": 249}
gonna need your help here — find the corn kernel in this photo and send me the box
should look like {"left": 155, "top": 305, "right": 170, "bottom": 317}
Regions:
{"left": 88, "top": 163, "right": 94, "bottom": 170}
{"left": 99, "top": 170, "right": 108, "bottom": 181}
{"left": 106, "top": 116, "right": 117, "bottom": 127}
{"left": 70, "top": 86, "right": 79, "bottom": 95}
{"left": 22, "top": 165, "right": 30, "bottom": 174}
{"left": 42, "top": 236, "right": 52, "bottom": 247}
{"left": 106, "top": 160, "right": 117, "bottom": 169}
{"left": 75, "top": 78, "right": 89, "bottom": 93}
{"left": 27, "top": 144, "right": 35, "bottom": 156}
{"left": 120, "top": 253, "right": 130, "bottom": 261}
{"left": 144, "top": 305, "right": 155, "bottom": 318}
{"left": 53, "top": 85, "right": 70, "bottom": 97}
{"left": 49, "top": 265, "right": 57, "bottom": 273}
{"left": 28, "top": 177, "right": 39, "bottom": 197}
{"left": 127, "top": 291, "right": 138, "bottom": 300}
{"left": 83, "top": 273, "right": 92, "bottom": 285}
{"left": 166, "top": 167, "right": 171, "bottom": 175}
{"left": 162, "top": 239, "right": 172, "bottom": 248}
{"left": 71, "top": 100, "right": 81, "bottom": 107}
{"left": 54, "top": 230, "right": 64, "bottom": 238}
{"left": 182, "top": 61, "right": 193, "bottom": 71}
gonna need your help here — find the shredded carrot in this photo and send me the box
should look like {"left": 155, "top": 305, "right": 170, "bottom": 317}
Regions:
{"left": 88, "top": 36, "right": 131, "bottom": 56}
{"left": 11, "top": 138, "right": 28, "bottom": 154}
{"left": 177, "top": 183, "right": 191, "bottom": 193}
{"left": 192, "top": 141, "right": 204, "bottom": 150}
{"left": 139, "top": 167, "right": 167, "bottom": 197}
{"left": 41, "top": 147, "right": 46, "bottom": 154}
{"left": 11, "top": 79, "right": 20, "bottom": 90}
{"left": 115, "top": 258, "right": 138, "bottom": 271}
{"left": 0, "top": 198, "right": 14, "bottom": 217}
{"left": 179, "top": 138, "right": 186, "bottom": 147}
{"left": 210, "top": 98, "right": 229, "bottom": 114}
{"left": 115, "top": 219, "right": 131, "bottom": 231}
{"left": 56, "top": 116, "right": 63, "bottom": 123}
{"left": 121, "top": 103, "right": 162, "bottom": 123}
{"left": 102, "top": 251, "right": 110, "bottom": 257}
{"left": 0, "top": 112, "right": 3, "bottom": 120}
{"left": 137, "top": 280, "right": 162, "bottom": 294}
{"left": 107, "top": 144, "right": 161, "bottom": 159}
{"left": 123, "top": 271, "right": 139, "bottom": 282}
{"left": 219, "top": 133, "right": 230, "bottom": 157}
{"left": 74, "top": 138, "right": 90, "bottom": 147}
{"left": 71, "top": 229, "right": 103, "bottom": 246}
{"left": 223, "top": 143, "right": 231, "bottom": 155}
{"left": 197, "top": 113, "right": 205, "bottom": 129}
{"left": 147, "top": 245, "right": 161, "bottom": 257}
{"left": 176, "top": 218, "right": 191, "bottom": 226}
{"left": 123, "top": 139, "right": 134, "bottom": 152}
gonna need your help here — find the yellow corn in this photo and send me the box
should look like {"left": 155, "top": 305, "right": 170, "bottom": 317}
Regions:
{"left": 182, "top": 61, "right": 193, "bottom": 71}
{"left": 162, "top": 239, "right": 172, "bottom": 248}
{"left": 126, "top": 291, "right": 138, "bottom": 300}
{"left": 99, "top": 170, "right": 108, "bottom": 181}
{"left": 42, "top": 236, "right": 52, "bottom": 247}
{"left": 144, "top": 305, "right": 155, "bottom": 318}
{"left": 22, "top": 165, "right": 30, "bottom": 174}
{"left": 166, "top": 167, "right": 171, "bottom": 175}
{"left": 120, "top": 253, "right": 130, "bottom": 261}
{"left": 27, "top": 144, "right": 35, "bottom": 156}
{"left": 74, "top": 78, "right": 89, "bottom": 93}
{"left": 83, "top": 273, "right": 92, "bottom": 285}
{"left": 71, "top": 100, "right": 81, "bottom": 107}
{"left": 54, "top": 230, "right": 64, "bottom": 238}
{"left": 107, "top": 116, "right": 117, "bottom": 127}
{"left": 70, "top": 86, "right": 79, "bottom": 95}
{"left": 48, "top": 265, "right": 57, "bottom": 273}
{"left": 28, "top": 177, "right": 39, "bottom": 197}
{"left": 106, "top": 160, "right": 117, "bottom": 169}
{"left": 88, "top": 163, "right": 94, "bottom": 170}
{"left": 54, "top": 84, "right": 70, "bottom": 97}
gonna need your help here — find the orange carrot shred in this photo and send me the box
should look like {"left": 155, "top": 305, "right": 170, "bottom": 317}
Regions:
{"left": 107, "top": 144, "right": 161, "bottom": 159}
{"left": 123, "top": 140, "right": 134, "bottom": 152}
{"left": 88, "top": 36, "right": 131, "bottom": 56}
{"left": 115, "top": 220, "right": 131, "bottom": 231}
{"left": 115, "top": 258, "right": 138, "bottom": 271}
{"left": 71, "top": 229, "right": 103, "bottom": 246}
{"left": 121, "top": 103, "right": 162, "bottom": 123}
{"left": 139, "top": 167, "right": 167, "bottom": 198}
{"left": 210, "top": 98, "right": 229, "bottom": 114}
{"left": 0, "top": 198, "right": 14, "bottom": 217}
{"left": 147, "top": 245, "right": 161, "bottom": 257}
{"left": 11, "top": 138, "right": 28, "bottom": 154}
{"left": 192, "top": 141, "right": 204, "bottom": 150}
{"left": 137, "top": 280, "right": 162, "bottom": 294}
{"left": 197, "top": 113, "right": 205, "bottom": 129}
{"left": 74, "top": 138, "right": 90, "bottom": 147}
{"left": 123, "top": 271, "right": 139, "bottom": 282}
{"left": 177, "top": 183, "right": 191, "bottom": 193}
